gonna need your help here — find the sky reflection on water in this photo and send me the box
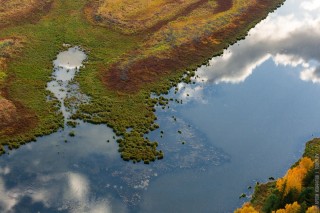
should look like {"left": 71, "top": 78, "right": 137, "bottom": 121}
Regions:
{"left": 1, "top": 0, "right": 320, "bottom": 212}
{"left": 140, "top": 1, "right": 320, "bottom": 212}
{"left": 194, "top": 0, "right": 320, "bottom": 85}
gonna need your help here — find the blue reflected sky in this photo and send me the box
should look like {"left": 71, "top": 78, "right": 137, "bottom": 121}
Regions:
{"left": 140, "top": 0, "right": 320, "bottom": 212}
{"left": 192, "top": 0, "right": 320, "bottom": 85}
{"left": 1, "top": 0, "right": 320, "bottom": 212}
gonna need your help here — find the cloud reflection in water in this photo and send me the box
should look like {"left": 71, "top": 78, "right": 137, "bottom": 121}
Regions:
{"left": 1, "top": 0, "right": 319, "bottom": 212}
{"left": 194, "top": 0, "right": 320, "bottom": 85}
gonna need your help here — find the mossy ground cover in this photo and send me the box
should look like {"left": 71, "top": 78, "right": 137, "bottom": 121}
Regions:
{"left": 1, "top": 0, "right": 285, "bottom": 162}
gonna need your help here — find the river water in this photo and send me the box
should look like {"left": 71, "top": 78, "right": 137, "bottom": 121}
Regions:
{"left": 1, "top": 0, "right": 320, "bottom": 212}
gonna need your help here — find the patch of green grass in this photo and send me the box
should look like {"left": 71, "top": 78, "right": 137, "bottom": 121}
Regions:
{"left": 303, "top": 138, "right": 320, "bottom": 160}
{"left": 0, "top": 71, "right": 6, "bottom": 81}
{"left": 251, "top": 182, "right": 277, "bottom": 211}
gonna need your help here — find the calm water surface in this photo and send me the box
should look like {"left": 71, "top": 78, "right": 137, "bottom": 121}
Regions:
{"left": 1, "top": 0, "right": 320, "bottom": 212}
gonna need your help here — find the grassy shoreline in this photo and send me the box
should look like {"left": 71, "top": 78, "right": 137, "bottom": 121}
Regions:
{"left": 0, "top": 0, "right": 286, "bottom": 163}
{"left": 75, "top": 0, "right": 286, "bottom": 163}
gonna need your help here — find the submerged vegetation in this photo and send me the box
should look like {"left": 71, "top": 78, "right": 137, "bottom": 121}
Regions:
{"left": 0, "top": 0, "right": 285, "bottom": 162}
{"left": 235, "top": 138, "right": 320, "bottom": 213}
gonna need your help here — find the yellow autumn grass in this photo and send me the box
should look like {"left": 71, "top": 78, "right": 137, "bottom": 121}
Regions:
{"left": 0, "top": 0, "right": 50, "bottom": 27}
{"left": 142, "top": 0, "right": 256, "bottom": 56}
{"left": 0, "top": 0, "right": 37, "bottom": 11}
{"left": 96, "top": 0, "right": 202, "bottom": 33}
{"left": 166, "top": 0, "right": 252, "bottom": 39}
{"left": 0, "top": 0, "right": 36, "bottom": 20}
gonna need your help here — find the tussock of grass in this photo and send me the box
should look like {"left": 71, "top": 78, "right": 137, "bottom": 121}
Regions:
{"left": 0, "top": 71, "right": 6, "bottom": 81}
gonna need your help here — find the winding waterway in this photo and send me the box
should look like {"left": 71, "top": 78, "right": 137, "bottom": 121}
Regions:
{"left": 1, "top": 0, "right": 320, "bottom": 212}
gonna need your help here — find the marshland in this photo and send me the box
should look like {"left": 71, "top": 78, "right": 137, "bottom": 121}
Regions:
{"left": 0, "top": 0, "right": 319, "bottom": 212}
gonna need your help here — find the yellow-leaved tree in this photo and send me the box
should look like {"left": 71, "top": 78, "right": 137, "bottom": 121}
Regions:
{"left": 272, "top": 201, "right": 301, "bottom": 213}
{"left": 306, "top": 206, "right": 320, "bottom": 213}
{"left": 276, "top": 157, "right": 314, "bottom": 196}
{"left": 234, "top": 203, "right": 259, "bottom": 213}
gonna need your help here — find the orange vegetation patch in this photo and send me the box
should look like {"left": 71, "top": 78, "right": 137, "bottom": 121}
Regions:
{"left": 0, "top": 98, "right": 17, "bottom": 128}
{"left": 102, "top": 0, "right": 282, "bottom": 93}
{"left": 0, "top": 93, "right": 38, "bottom": 138}
{"left": 88, "top": 0, "right": 212, "bottom": 34}
{"left": 0, "top": 0, "right": 53, "bottom": 29}
{"left": 88, "top": 0, "right": 233, "bottom": 35}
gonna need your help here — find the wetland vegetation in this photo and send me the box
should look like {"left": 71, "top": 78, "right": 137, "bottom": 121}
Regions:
{"left": 0, "top": 0, "right": 285, "bottom": 162}
{"left": 0, "top": 0, "right": 319, "bottom": 211}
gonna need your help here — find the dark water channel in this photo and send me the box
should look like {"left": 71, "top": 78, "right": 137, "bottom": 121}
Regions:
{"left": 1, "top": 0, "right": 320, "bottom": 212}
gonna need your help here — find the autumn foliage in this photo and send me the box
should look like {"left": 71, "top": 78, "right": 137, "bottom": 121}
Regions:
{"left": 235, "top": 154, "right": 317, "bottom": 213}
{"left": 272, "top": 203, "right": 319, "bottom": 213}
{"left": 272, "top": 201, "right": 301, "bottom": 213}
{"left": 235, "top": 203, "right": 259, "bottom": 213}
{"left": 306, "top": 206, "right": 320, "bottom": 213}
{"left": 276, "top": 157, "right": 314, "bottom": 196}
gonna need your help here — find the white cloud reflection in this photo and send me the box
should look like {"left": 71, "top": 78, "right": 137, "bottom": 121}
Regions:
{"left": 0, "top": 166, "right": 10, "bottom": 175}
{"left": 0, "top": 121, "right": 128, "bottom": 213}
{"left": 0, "top": 172, "right": 117, "bottom": 213}
{"left": 177, "top": 83, "right": 207, "bottom": 104}
{"left": 53, "top": 47, "right": 87, "bottom": 70}
{"left": 0, "top": 177, "right": 18, "bottom": 212}
{"left": 194, "top": 0, "right": 320, "bottom": 85}
{"left": 66, "top": 172, "right": 89, "bottom": 202}
{"left": 64, "top": 172, "right": 113, "bottom": 213}
{"left": 301, "top": 0, "right": 320, "bottom": 11}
